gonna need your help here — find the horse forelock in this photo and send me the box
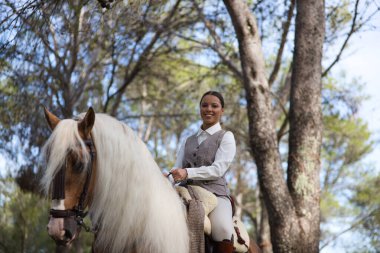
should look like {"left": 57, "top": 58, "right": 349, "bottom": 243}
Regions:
{"left": 87, "top": 114, "right": 189, "bottom": 253}
{"left": 41, "top": 118, "right": 91, "bottom": 195}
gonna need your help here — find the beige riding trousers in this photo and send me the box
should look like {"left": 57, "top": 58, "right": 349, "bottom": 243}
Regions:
{"left": 208, "top": 196, "right": 233, "bottom": 242}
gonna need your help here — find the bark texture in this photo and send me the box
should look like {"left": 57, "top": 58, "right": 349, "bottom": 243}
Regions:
{"left": 287, "top": 0, "right": 325, "bottom": 251}
{"left": 223, "top": 0, "right": 325, "bottom": 252}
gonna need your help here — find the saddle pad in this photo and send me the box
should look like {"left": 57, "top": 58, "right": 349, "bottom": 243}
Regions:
{"left": 233, "top": 216, "right": 250, "bottom": 253}
{"left": 176, "top": 185, "right": 217, "bottom": 235}
{"left": 176, "top": 185, "right": 218, "bottom": 214}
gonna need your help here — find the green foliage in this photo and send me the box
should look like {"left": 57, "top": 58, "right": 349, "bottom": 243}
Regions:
{"left": 320, "top": 191, "right": 344, "bottom": 219}
{"left": 318, "top": 75, "right": 376, "bottom": 249}
{"left": 350, "top": 174, "right": 380, "bottom": 250}
{"left": 352, "top": 175, "right": 380, "bottom": 208}
{"left": 0, "top": 177, "right": 94, "bottom": 252}
{"left": 321, "top": 76, "right": 373, "bottom": 192}
{"left": 323, "top": 116, "right": 372, "bottom": 167}
{"left": 327, "top": 0, "right": 352, "bottom": 32}
{"left": 0, "top": 177, "right": 55, "bottom": 252}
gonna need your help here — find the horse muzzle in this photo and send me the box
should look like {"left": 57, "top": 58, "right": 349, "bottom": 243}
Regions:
{"left": 47, "top": 217, "right": 81, "bottom": 245}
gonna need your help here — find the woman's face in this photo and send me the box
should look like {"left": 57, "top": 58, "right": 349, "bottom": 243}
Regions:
{"left": 200, "top": 94, "right": 224, "bottom": 129}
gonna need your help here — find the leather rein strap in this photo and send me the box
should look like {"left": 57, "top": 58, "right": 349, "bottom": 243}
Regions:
{"left": 50, "top": 138, "right": 96, "bottom": 231}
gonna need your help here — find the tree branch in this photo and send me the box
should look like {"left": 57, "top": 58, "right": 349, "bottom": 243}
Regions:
{"left": 193, "top": 1, "right": 242, "bottom": 80}
{"left": 106, "top": 0, "right": 183, "bottom": 115}
{"left": 5, "top": 0, "right": 69, "bottom": 76}
{"left": 268, "top": 0, "right": 295, "bottom": 87}
{"left": 119, "top": 112, "right": 195, "bottom": 120}
{"left": 322, "top": 0, "right": 359, "bottom": 77}
{"left": 319, "top": 209, "right": 378, "bottom": 250}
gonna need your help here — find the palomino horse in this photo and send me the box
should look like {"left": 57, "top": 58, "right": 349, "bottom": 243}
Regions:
{"left": 42, "top": 107, "right": 258, "bottom": 253}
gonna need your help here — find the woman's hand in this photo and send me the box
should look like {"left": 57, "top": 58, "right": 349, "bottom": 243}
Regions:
{"left": 170, "top": 168, "right": 188, "bottom": 182}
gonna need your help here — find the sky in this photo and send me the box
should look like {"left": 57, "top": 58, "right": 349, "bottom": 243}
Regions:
{"left": 339, "top": 19, "right": 380, "bottom": 170}
{"left": 0, "top": 160, "right": 3, "bottom": 178}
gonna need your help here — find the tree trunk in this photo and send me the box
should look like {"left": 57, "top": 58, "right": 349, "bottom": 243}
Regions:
{"left": 223, "top": 0, "right": 324, "bottom": 252}
{"left": 258, "top": 196, "right": 272, "bottom": 253}
{"left": 287, "top": 0, "right": 325, "bottom": 251}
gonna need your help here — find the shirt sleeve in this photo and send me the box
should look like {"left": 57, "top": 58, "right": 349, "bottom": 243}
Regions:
{"left": 186, "top": 131, "right": 236, "bottom": 180}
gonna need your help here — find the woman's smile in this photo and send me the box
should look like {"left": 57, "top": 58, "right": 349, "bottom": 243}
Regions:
{"left": 200, "top": 95, "right": 224, "bottom": 129}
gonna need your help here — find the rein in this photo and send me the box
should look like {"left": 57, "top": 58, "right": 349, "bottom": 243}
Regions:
{"left": 50, "top": 138, "right": 96, "bottom": 233}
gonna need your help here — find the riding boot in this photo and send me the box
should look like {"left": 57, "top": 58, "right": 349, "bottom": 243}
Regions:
{"left": 213, "top": 239, "right": 234, "bottom": 253}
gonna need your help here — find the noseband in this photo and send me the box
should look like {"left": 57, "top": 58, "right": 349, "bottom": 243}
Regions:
{"left": 49, "top": 138, "right": 96, "bottom": 233}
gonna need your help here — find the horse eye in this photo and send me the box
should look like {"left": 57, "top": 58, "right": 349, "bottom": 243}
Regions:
{"left": 72, "top": 160, "right": 84, "bottom": 172}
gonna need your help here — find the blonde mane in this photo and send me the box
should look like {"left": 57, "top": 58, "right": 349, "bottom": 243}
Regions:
{"left": 41, "top": 119, "right": 91, "bottom": 191}
{"left": 42, "top": 113, "right": 189, "bottom": 253}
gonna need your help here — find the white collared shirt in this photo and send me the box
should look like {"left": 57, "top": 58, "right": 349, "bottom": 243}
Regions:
{"left": 173, "top": 123, "right": 236, "bottom": 180}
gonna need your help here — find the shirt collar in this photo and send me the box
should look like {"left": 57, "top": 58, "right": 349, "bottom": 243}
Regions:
{"left": 196, "top": 122, "right": 222, "bottom": 136}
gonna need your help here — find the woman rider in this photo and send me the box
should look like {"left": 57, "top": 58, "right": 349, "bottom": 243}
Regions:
{"left": 171, "top": 90, "right": 236, "bottom": 253}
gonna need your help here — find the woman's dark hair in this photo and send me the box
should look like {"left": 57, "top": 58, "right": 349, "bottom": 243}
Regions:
{"left": 200, "top": 91, "right": 225, "bottom": 108}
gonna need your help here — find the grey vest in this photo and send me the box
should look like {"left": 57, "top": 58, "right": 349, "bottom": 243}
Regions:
{"left": 182, "top": 129, "right": 229, "bottom": 197}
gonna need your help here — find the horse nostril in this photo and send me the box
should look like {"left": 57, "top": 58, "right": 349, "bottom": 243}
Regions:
{"left": 64, "top": 229, "right": 73, "bottom": 240}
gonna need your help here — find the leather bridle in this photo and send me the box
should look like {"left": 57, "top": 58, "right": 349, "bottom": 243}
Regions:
{"left": 49, "top": 138, "right": 96, "bottom": 234}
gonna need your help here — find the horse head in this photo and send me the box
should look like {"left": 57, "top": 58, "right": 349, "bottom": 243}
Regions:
{"left": 41, "top": 107, "right": 190, "bottom": 253}
{"left": 42, "top": 107, "right": 97, "bottom": 246}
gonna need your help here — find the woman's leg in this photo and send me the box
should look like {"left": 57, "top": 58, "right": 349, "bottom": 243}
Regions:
{"left": 209, "top": 196, "right": 233, "bottom": 253}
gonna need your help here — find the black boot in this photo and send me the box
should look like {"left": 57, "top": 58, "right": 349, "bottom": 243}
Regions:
{"left": 213, "top": 239, "right": 234, "bottom": 253}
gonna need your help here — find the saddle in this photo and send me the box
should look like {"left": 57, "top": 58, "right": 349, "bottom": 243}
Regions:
{"left": 176, "top": 186, "right": 250, "bottom": 253}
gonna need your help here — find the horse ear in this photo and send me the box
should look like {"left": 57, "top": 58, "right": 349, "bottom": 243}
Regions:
{"left": 43, "top": 105, "right": 61, "bottom": 131}
{"left": 78, "top": 107, "right": 95, "bottom": 138}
